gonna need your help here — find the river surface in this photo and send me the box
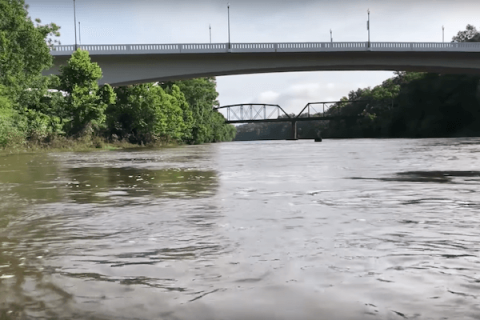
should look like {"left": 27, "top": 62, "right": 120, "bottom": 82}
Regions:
{"left": 1, "top": 138, "right": 480, "bottom": 320}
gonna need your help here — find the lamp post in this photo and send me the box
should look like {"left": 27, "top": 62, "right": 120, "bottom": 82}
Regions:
{"left": 367, "top": 9, "right": 370, "bottom": 48}
{"left": 227, "top": 3, "right": 231, "bottom": 49}
{"left": 79, "top": 21, "right": 81, "bottom": 45}
{"left": 442, "top": 25, "right": 444, "bottom": 43}
{"left": 330, "top": 29, "right": 333, "bottom": 42}
{"left": 209, "top": 24, "right": 212, "bottom": 43}
{"left": 73, "top": 0, "right": 78, "bottom": 50}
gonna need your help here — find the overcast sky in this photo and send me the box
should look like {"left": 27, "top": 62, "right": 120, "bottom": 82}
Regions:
{"left": 27, "top": 0, "right": 480, "bottom": 113}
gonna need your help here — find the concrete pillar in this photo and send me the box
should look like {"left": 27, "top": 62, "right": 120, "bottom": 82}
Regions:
{"left": 291, "top": 121, "right": 298, "bottom": 140}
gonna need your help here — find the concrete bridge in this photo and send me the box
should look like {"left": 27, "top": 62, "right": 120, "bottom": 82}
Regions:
{"left": 45, "top": 42, "right": 480, "bottom": 86}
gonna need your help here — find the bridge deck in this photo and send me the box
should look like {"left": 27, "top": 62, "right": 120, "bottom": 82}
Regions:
{"left": 50, "top": 42, "right": 480, "bottom": 56}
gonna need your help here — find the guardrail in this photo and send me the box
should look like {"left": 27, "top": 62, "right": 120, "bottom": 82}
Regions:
{"left": 49, "top": 42, "right": 480, "bottom": 56}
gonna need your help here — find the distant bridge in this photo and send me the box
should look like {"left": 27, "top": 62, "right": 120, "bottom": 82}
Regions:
{"left": 44, "top": 42, "right": 480, "bottom": 86}
{"left": 215, "top": 101, "right": 364, "bottom": 140}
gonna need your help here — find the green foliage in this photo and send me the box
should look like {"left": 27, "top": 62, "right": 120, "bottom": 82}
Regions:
{"left": 16, "top": 76, "right": 65, "bottom": 138}
{"left": 0, "top": 86, "right": 26, "bottom": 148}
{"left": 58, "top": 49, "right": 115, "bottom": 136}
{"left": 166, "top": 85, "right": 194, "bottom": 141}
{"left": 0, "top": 0, "right": 63, "bottom": 148}
{"left": 106, "top": 81, "right": 234, "bottom": 145}
{"left": 326, "top": 71, "right": 480, "bottom": 138}
{"left": 59, "top": 49, "right": 102, "bottom": 93}
{"left": 394, "top": 73, "right": 480, "bottom": 137}
{"left": 161, "top": 78, "right": 235, "bottom": 144}
{"left": 0, "top": 0, "right": 55, "bottom": 94}
{"left": 34, "top": 19, "right": 61, "bottom": 48}
{"left": 107, "top": 84, "right": 171, "bottom": 144}
{"left": 452, "top": 24, "right": 480, "bottom": 43}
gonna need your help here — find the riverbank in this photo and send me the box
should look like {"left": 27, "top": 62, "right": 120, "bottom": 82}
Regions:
{"left": 0, "top": 136, "right": 182, "bottom": 155}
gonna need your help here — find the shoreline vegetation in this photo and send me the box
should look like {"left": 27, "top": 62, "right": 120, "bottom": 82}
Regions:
{"left": 1, "top": 0, "right": 235, "bottom": 154}
{"left": 0, "top": 136, "right": 178, "bottom": 154}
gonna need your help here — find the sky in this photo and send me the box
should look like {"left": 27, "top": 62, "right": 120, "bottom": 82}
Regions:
{"left": 26, "top": 0, "right": 480, "bottom": 114}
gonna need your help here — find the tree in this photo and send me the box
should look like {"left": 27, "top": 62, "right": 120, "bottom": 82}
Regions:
{"left": 0, "top": 85, "right": 26, "bottom": 148}
{"left": 452, "top": 24, "right": 480, "bottom": 42}
{"left": 165, "top": 85, "right": 194, "bottom": 141}
{"left": 161, "top": 78, "right": 235, "bottom": 144}
{"left": 0, "top": 0, "right": 56, "bottom": 95}
{"left": 107, "top": 84, "right": 189, "bottom": 144}
{"left": 34, "top": 19, "right": 61, "bottom": 48}
{"left": 58, "top": 49, "right": 115, "bottom": 136}
{"left": 0, "top": 0, "right": 63, "bottom": 145}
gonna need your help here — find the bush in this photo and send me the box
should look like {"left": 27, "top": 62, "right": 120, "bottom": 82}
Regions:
{"left": 0, "top": 92, "right": 26, "bottom": 149}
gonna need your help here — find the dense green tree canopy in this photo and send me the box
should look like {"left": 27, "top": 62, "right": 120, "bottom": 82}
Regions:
{"left": 58, "top": 49, "right": 115, "bottom": 136}
{"left": 0, "top": 0, "right": 56, "bottom": 94}
{"left": 108, "top": 84, "right": 180, "bottom": 143}
{"left": 161, "top": 78, "right": 235, "bottom": 143}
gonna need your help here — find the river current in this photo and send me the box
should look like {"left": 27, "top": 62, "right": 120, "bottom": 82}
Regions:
{"left": 1, "top": 138, "right": 480, "bottom": 319}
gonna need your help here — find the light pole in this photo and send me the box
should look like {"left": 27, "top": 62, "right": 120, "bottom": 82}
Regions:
{"left": 442, "top": 25, "right": 444, "bottom": 43}
{"left": 330, "top": 29, "right": 333, "bottom": 42}
{"left": 73, "top": 0, "right": 78, "bottom": 50}
{"left": 79, "top": 21, "right": 81, "bottom": 45}
{"left": 367, "top": 9, "right": 370, "bottom": 48}
{"left": 227, "top": 3, "right": 231, "bottom": 49}
{"left": 209, "top": 24, "right": 212, "bottom": 43}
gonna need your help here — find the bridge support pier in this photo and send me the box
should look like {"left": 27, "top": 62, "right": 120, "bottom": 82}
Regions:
{"left": 290, "top": 121, "right": 298, "bottom": 140}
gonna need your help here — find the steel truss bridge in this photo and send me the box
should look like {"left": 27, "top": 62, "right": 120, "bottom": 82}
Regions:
{"left": 215, "top": 101, "right": 365, "bottom": 140}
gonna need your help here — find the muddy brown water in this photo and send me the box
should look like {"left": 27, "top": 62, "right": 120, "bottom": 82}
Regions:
{"left": 1, "top": 138, "right": 480, "bottom": 319}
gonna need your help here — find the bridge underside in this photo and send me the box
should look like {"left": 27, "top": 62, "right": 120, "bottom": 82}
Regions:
{"left": 45, "top": 51, "right": 480, "bottom": 86}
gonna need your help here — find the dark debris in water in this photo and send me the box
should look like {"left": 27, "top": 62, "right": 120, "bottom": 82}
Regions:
{"left": 448, "top": 289, "right": 477, "bottom": 299}
{"left": 351, "top": 171, "right": 480, "bottom": 183}
{"left": 391, "top": 310, "right": 408, "bottom": 319}
{"left": 398, "top": 170, "right": 480, "bottom": 178}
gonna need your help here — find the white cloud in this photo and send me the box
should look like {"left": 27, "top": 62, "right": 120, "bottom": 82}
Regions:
{"left": 255, "top": 90, "right": 281, "bottom": 104}
{"left": 287, "top": 83, "right": 322, "bottom": 98}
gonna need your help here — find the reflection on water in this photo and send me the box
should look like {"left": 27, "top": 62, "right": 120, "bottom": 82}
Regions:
{"left": 64, "top": 167, "right": 218, "bottom": 203}
{"left": 1, "top": 139, "right": 480, "bottom": 319}
{"left": 0, "top": 150, "right": 223, "bottom": 319}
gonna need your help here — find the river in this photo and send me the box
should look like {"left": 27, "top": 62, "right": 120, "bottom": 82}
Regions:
{"left": 1, "top": 138, "right": 480, "bottom": 320}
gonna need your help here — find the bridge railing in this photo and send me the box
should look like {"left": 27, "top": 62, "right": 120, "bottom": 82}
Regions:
{"left": 49, "top": 41, "right": 480, "bottom": 55}
{"left": 231, "top": 43, "right": 276, "bottom": 52}
{"left": 279, "top": 42, "right": 372, "bottom": 52}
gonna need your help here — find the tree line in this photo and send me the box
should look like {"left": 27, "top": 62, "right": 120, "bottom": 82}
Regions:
{"left": 236, "top": 25, "right": 480, "bottom": 140}
{"left": 0, "top": 0, "right": 235, "bottom": 150}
